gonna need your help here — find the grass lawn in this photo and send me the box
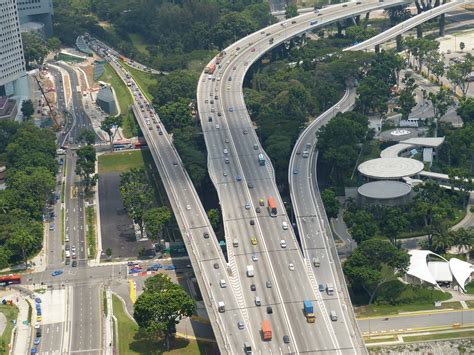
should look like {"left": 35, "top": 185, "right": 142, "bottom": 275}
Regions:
{"left": 99, "top": 63, "right": 133, "bottom": 115}
{"left": 98, "top": 150, "right": 148, "bottom": 174}
{"left": 465, "top": 281, "right": 474, "bottom": 295}
{"left": 356, "top": 299, "right": 457, "bottom": 318}
{"left": 403, "top": 330, "right": 474, "bottom": 342}
{"left": 465, "top": 300, "right": 474, "bottom": 308}
{"left": 112, "top": 294, "right": 215, "bottom": 354}
{"left": 86, "top": 206, "right": 97, "bottom": 258}
{"left": 364, "top": 335, "right": 398, "bottom": 344}
{"left": 128, "top": 33, "right": 150, "bottom": 56}
{"left": 0, "top": 304, "right": 18, "bottom": 353}
{"left": 121, "top": 62, "right": 157, "bottom": 101}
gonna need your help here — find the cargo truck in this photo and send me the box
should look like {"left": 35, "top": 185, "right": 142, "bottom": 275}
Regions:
{"left": 204, "top": 63, "right": 216, "bottom": 74}
{"left": 261, "top": 320, "right": 272, "bottom": 341}
{"left": 303, "top": 300, "right": 315, "bottom": 323}
{"left": 326, "top": 283, "right": 334, "bottom": 295}
{"left": 247, "top": 265, "right": 254, "bottom": 277}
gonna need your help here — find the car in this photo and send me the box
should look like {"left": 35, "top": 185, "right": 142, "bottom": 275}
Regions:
{"left": 173, "top": 161, "right": 178, "bottom": 166}
{"left": 51, "top": 270, "right": 63, "bottom": 277}
{"left": 65, "top": 244, "right": 70, "bottom": 251}
{"left": 186, "top": 205, "right": 191, "bottom": 211}
{"left": 71, "top": 245, "right": 76, "bottom": 252}
{"left": 280, "top": 240, "right": 287, "bottom": 248}
{"left": 147, "top": 266, "right": 160, "bottom": 271}
{"left": 289, "top": 263, "right": 295, "bottom": 271}
{"left": 251, "top": 237, "right": 257, "bottom": 245}
{"left": 296, "top": 150, "right": 301, "bottom": 155}
{"left": 158, "top": 130, "right": 163, "bottom": 135}
{"left": 31, "top": 347, "right": 38, "bottom": 354}
{"left": 226, "top": 86, "right": 230, "bottom": 90}
{"left": 293, "top": 169, "right": 299, "bottom": 175}
{"left": 223, "top": 171, "right": 228, "bottom": 177}
{"left": 72, "top": 251, "right": 77, "bottom": 259}
{"left": 205, "top": 99, "right": 209, "bottom": 104}
{"left": 34, "top": 322, "right": 41, "bottom": 329}
{"left": 214, "top": 95, "right": 218, "bottom": 100}
{"left": 218, "top": 112, "right": 222, "bottom": 117}
{"left": 129, "top": 269, "right": 141, "bottom": 274}
{"left": 245, "top": 203, "right": 251, "bottom": 210}
{"left": 228, "top": 107, "right": 233, "bottom": 112}
{"left": 250, "top": 284, "right": 256, "bottom": 291}
{"left": 49, "top": 224, "right": 55, "bottom": 231}
{"left": 72, "top": 260, "right": 77, "bottom": 267}
{"left": 292, "top": 20, "right": 297, "bottom": 24}
{"left": 36, "top": 315, "right": 42, "bottom": 322}
{"left": 228, "top": 77, "right": 232, "bottom": 81}
{"left": 252, "top": 254, "right": 258, "bottom": 262}
{"left": 203, "top": 232, "right": 209, "bottom": 239}
{"left": 283, "top": 335, "right": 290, "bottom": 344}
{"left": 251, "top": 48, "right": 256, "bottom": 52}
{"left": 34, "top": 337, "right": 41, "bottom": 345}
{"left": 215, "top": 124, "right": 220, "bottom": 129}
{"left": 236, "top": 175, "right": 242, "bottom": 181}
{"left": 256, "top": 207, "right": 261, "bottom": 213}
{"left": 225, "top": 137, "right": 229, "bottom": 143}
{"left": 282, "top": 221, "right": 288, "bottom": 230}
{"left": 127, "top": 261, "right": 138, "bottom": 267}
{"left": 233, "top": 66, "right": 236, "bottom": 70}
{"left": 243, "top": 129, "right": 248, "bottom": 135}
{"left": 65, "top": 258, "right": 70, "bottom": 266}
{"left": 247, "top": 182, "right": 253, "bottom": 188}
{"left": 163, "top": 265, "right": 177, "bottom": 270}
{"left": 250, "top": 220, "right": 255, "bottom": 226}
{"left": 238, "top": 321, "right": 244, "bottom": 330}
{"left": 35, "top": 298, "right": 41, "bottom": 304}
{"left": 208, "top": 116, "right": 212, "bottom": 122}
{"left": 266, "top": 281, "right": 272, "bottom": 288}
{"left": 213, "top": 263, "right": 219, "bottom": 269}
{"left": 267, "top": 306, "right": 273, "bottom": 314}
{"left": 259, "top": 198, "right": 265, "bottom": 206}
{"left": 342, "top": 3, "right": 347, "bottom": 6}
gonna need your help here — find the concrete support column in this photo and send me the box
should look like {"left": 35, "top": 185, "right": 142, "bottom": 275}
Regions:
{"left": 375, "top": 44, "right": 380, "bottom": 53}
{"left": 416, "top": 25, "right": 423, "bottom": 38}
{"left": 396, "top": 34, "right": 402, "bottom": 52}
{"left": 439, "top": 14, "right": 445, "bottom": 37}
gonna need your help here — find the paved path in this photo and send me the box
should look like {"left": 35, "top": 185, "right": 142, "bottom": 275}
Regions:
{"left": 11, "top": 291, "right": 31, "bottom": 355}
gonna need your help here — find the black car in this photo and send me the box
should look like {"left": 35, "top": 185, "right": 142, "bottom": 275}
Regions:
{"left": 267, "top": 306, "right": 273, "bottom": 314}
{"left": 283, "top": 335, "right": 290, "bottom": 344}
{"left": 213, "top": 263, "right": 219, "bottom": 269}
{"left": 250, "top": 220, "right": 255, "bottom": 226}
{"left": 72, "top": 260, "right": 77, "bottom": 267}
{"left": 65, "top": 258, "right": 70, "bottom": 266}
{"left": 250, "top": 284, "right": 256, "bottom": 291}
{"left": 203, "top": 232, "right": 209, "bottom": 238}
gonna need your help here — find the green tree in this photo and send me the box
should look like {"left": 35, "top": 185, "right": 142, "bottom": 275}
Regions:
{"left": 7, "top": 228, "right": 36, "bottom": 267}
{"left": 460, "top": 42, "right": 465, "bottom": 51}
{"left": 427, "top": 88, "right": 454, "bottom": 134}
{"left": 144, "top": 273, "right": 174, "bottom": 293}
{"left": 21, "top": 33, "right": 49, "bottom": 69}
{"left": 120, "top": 168, "right": 153, "bottom": 238}
{"left": 47, "top": 37, "right": 62, "bottom": 53}
{"left": 158, "top": 99, "right": 192, "bottom": 130}
{"left": 100, "top": 116, "right": 122, "bottom": 150}
{"left": 447, "top": 54, "right": 474, "bottom": 96}
{"left": 0, "top": 248, "right": 11, "bottom": 270}
{"left": 212, "top": 12, "right": 256, "bottom": 49}
{"left": 75, "top": 145, "right": 98, "bottom": 192}
{"left": 344, "top": 209, "right": 378, "bottom": 244}
{"left": 450, "top": 228, "right": 473, "bottom": 257}
{"left": 285, "top": 5, "right": 298, "bottom": 19}
{"left": 207, "top": 209, "right": 220, "bottom": 229}
{"left": 150, "top": 70, "right": 198, "bottom": 107}
{"left": 345, "top": 25, "right": 377, "bottom": 43}
{"left": 456, "top": 97, "right": 474, "bottom": 125}
{"left": 321, "top": 189, "right": 340, "bottom": 219}
{"left": 398, "top": 73, "right": 417, "bottom": 120}
{"left": 21, "top": 100, "right": 34, "bottom": 120}
{"left": 134, "top": 279, "right": 195, "bottom": 350}
{"left": 343, "top": 239, "right": 410, "bottom": 304}
{"left": 143, "top": 207, "right": 172, "bottom": 241}
{"left": 403, "top": 36, "right": 439, "bottom": 73}
{"left": 77, "top": 129, "right": 96, "bottom": 145}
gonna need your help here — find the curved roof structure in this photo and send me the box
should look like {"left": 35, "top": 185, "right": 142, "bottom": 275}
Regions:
{"left": 407, "top": 250, "right": 444, "bottom": 288}
{"left": 358, "top": 157, "right": 424, "bottom": 179}
{"left": 449, "top": 258, "right": 474, "bottom": 292}
{"left": 358, "top": 181, "right": 411, "bottom": 200}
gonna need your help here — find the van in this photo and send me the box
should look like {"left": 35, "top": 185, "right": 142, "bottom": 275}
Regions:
{"left": 282, "top": 221, "right": 288, "bottom": 230}
{"left": 233, "top": 239, "right": 239, "bottom": 247}
{"left": 302, "top": 150, "right": 309, "bottom": 158}
{"left": 65, "top": 250, "right": 70, "bottom": 258}
{"left": 312, "top": 257, "right": 320, "bottom": 267}
{"left": 253, "top": 144, "right": 258, "bottom": 150}
{"left": 330, "top": 310, "right": 337, "bottom": 321}
{"left": 244, "top": 343, "right": 252, "bottom": 354}
{"left": 223, "top": 148, "right": 228, "bottom": 155}
{"left": 218, "top": 301, "right": 225, "bottom": 313}
{"left": 225, "top": 157, "right": 230, "bottom": 164}
{"left": 326, "top": 283, "right": 334, "bottom": 296}
{"left": 219, "top": 279, "right": 227, "bottom": 288}
{"left": 255, "top": 296, "right": 261, "bottom": 306}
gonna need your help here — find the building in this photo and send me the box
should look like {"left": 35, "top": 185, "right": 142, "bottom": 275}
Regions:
{"left": 17, "top": 0, "right": 53, "bottom": 38}
{"left": 357, "top": 157, "right": 425, "bottom": 181}
{"left": 357, "top": 180, "right": 412, "bottom": 206}
{"left": 0, "top": 0, "right": 28, "bottom": 98}
{"left": 0, "top": 96, "right": 18, "bottom": 120}
{"left": 404, "top": 250, "right": 474, "bottom": 292}
{"left": 96, "top": 86, "right": 117, "bottom": 115}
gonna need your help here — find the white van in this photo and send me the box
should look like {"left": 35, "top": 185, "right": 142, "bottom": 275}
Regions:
{"left": 223, "top": 148, "right": 229, "bottom": 155}
{"left": 282, "top": 221, "right": 288, "bottom": 230}
{"left": 65, "top": 250, "right": 70, "bottom": 258}
{"left": 218, "top": 301, "right": 225, "bottom": 313}
{"left": 233, "top": 239, "right": 239, "bottom": 247}
{"left": 312, "top": 257, "right": 320, "bottom": 267}
{"left": 219, "top": 279, "right": 227, "bottom": 288}
{"left": 330, "top": 310, "right": 337, "bottom": 321}
{"left": 255, "top": 296, "right": 261, "bottom": 306}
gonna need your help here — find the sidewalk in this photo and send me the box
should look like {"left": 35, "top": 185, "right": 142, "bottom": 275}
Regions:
{"left": 10, "top": 291, "right": 31, "bottom": 355}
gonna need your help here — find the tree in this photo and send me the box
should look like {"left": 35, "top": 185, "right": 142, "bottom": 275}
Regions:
{"left": 143, "top": 207, "right": 172, "bottom": 241}
{"left": 7, "top": 228, "right": 36, "bottom": 267}
{"left": 380, "top": 207, "right": 408, "bottom": 245}
{"left": 212, "top": 12, "right": 256, "bottom": 49}
{"left": 398, "top": 73, "right": 417, "bottom": 120}
{"left": 447, "top": 54, "right": 474, "bottom": 96}
{"left": 75, "top": 145, "right": 98, "bottom": 192}
{"left": 427, "top": 88, "right": 454, "bottom": 134}
{"left": 321, "top": 189, "right": 340, "bottom": 219}
{"left": 403, "top": 37, "right": 439, "bottom": 72}
{"left": 207, "top": 209, "right": 220, "bottom": 229}
{"left": 285, "top": 5, "right": 298, "bottom": 19}
{"left": 345, "top": 25, "right": 377, "bottom": 43}
{"left": 457, "top": 97, "right": 474, "bottom": 125}
{"left": 120, "top": 168, "right": 153, "bottom": 238}
{"left": 21, "top": 33, "right": 49, "bottom": 69}
{"left": 450, "top": 228, "right": 473, "bottom": 257}
{"left": 144, "top": 274, "right": 174, "bottom": 293}
{"left": 344, "top": 209, "right": 378, "bottom": 244}
{"left": 384, "top": 5, "right": 411, "bottom": 25}
{"left": 77, "top": 129, "right": 96, "bottom": 145}
{"left": 47, "top": 37, "right": 61, "bottom": 53}
{"left": 431, "top": 56, "right": 445, "bottom": 84}
{"left": 460, "top": 42, "right": 465, "bottom": 51}
{"left": 343, "top": 239, "right": 410, "bottom": 304}
{"left": 134, "top": 278, "right": 195, "bottom": 350}
{"left": 158, "top": 99, "right": 192, "bottom": 130}
{"left": 0, "top": 248, "right": 11, "bottom": 270}
{"left": 21, "top": 100, "right": 34, "bottom": 120}
{"left": 100, "top": 116, "right": 122, "bottom": 150}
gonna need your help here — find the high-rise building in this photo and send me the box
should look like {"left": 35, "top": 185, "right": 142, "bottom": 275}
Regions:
{"left": 17, "top": 0, "right": 53, "bottom": 38}
{"left": 0, "top": 0, "right": 27, "bottom": 97}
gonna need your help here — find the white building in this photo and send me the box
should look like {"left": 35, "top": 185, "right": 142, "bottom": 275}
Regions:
{"left": 0, "top": 0, "right": 28, "bottom": 98}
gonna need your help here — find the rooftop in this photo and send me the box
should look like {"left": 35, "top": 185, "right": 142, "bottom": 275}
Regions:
{"left": 358, "top": 181, "right": 412, "bottom": 199}
{"left": 358, "top": 157, "right": 424, "bottom": 180}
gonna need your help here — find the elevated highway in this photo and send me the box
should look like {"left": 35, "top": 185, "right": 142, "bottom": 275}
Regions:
{"left": 197, "top": 0, "right": 412, "bottom": 353}
{"left": 345, "top": 0, "right": 464, "bottom": 51}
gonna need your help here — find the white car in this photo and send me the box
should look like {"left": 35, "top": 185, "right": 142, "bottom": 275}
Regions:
{"left": 186, "top": 205, "right": 191, "bottom": 211}
{"left": 289, "top": 263, "right": 295, "bottom": 271}
{"left": 252, "top": 254, "right": 258, "bottom": 262}
{"left": 282, "top": 221, "right": 288, "bottom": 230}
{"left": 280, "top": 240, "right": 287, "bottom": 248}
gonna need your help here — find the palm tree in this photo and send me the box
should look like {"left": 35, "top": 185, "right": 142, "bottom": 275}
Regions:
{"left": 451, "top": 229, "right": 473, "bottom": 259}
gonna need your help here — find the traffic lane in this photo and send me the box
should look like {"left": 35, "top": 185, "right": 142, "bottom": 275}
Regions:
{"left": 217, "top": 183, "right": 254, "bottom": 222}
{"left": 38, "top": 322, "right": 63, "bottom": 353}
{"left": 358, "top": 310, "right": 474, "bottom": 333}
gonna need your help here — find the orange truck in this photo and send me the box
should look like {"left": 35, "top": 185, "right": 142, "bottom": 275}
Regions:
{"left": 261, "top": 320, "right": 272, "bottom": 341}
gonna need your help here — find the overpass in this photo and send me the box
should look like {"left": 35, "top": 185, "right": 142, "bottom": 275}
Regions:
{"left": 197, "top": 0, "right": 413, "bottom": 353}
{"left": 345, "top": 0, "right": 464, "bottom": 51}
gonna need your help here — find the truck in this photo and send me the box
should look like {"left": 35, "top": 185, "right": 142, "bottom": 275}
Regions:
{"left": 204, "top": 63, "right": 216, "bottom": 74}
{"left": 246, "top": 265, "right": 254, "bottom": 277}
{"left": 261, "top": 320, "right": 272, "bottom": 341}
{"left": 267, "top": 197, "right": 277, "bottom": 217}
{"left": 303, "top": 300, "right": 315, "bottom": 323}
{"left": 326, "top": 283, "right": 334, "bottom": 295}
{"left": 309, "top": 20, "right": 318, "bottom": 26}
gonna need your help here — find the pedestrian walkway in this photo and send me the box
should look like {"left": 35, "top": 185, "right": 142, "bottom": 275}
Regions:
{"left": 11, "top": 291, "right": 31, "bottom": 355}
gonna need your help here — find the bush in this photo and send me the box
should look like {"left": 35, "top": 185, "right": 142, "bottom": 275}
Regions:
{"left": 375, "top": 280, "right": 451, "bottom": 305}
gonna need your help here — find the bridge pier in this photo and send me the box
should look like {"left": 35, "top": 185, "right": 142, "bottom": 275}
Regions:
{"left": 375, "top": 44, "right": 380, "bottom": 53}
{"left": 396, "top": 34, "right": 402, "bottom": 52}
{"left": 439, "top": 13, "right": 445, "bottom": 36}
{"left": 416, "top": 25, "right": 423, "bottom": 38}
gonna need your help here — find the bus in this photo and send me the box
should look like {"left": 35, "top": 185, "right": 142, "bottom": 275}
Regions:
{"left": 258, "top": 154, "right": 266, "bottom": 166}
{"left": 0, "top": 274, "right": 21, "bottom": 286}
{"left": 267, "top": 197, "right": 277, "bottom": 217}
{"left": 204, "top": 63, "right": 216, "bottom": 75}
